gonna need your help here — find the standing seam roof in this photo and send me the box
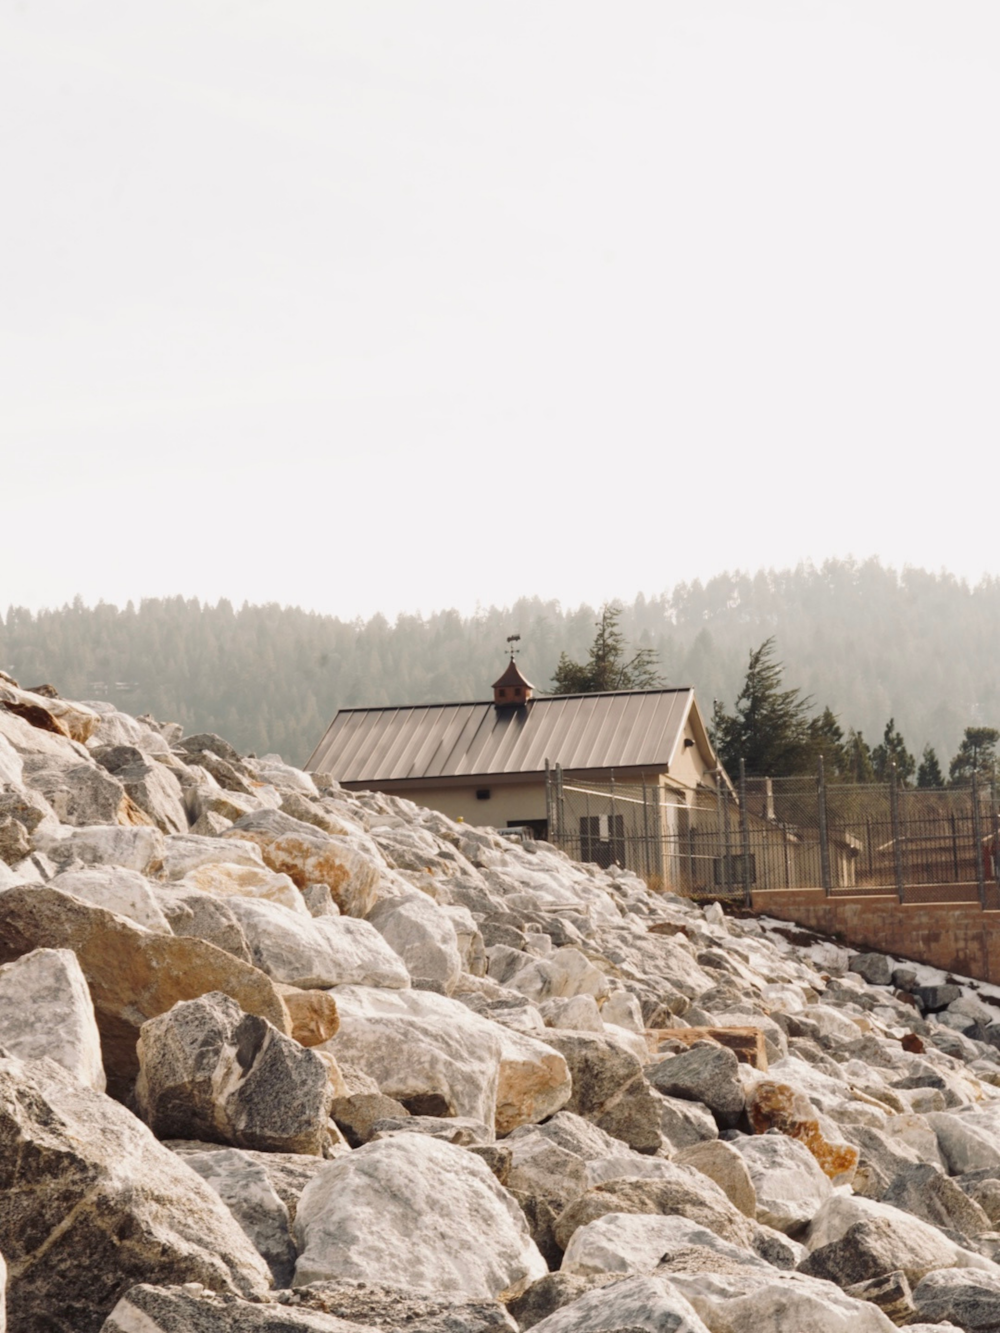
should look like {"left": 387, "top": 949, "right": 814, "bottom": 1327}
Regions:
{"left": 306, "top": 688, "right": 708, "bottom": 782}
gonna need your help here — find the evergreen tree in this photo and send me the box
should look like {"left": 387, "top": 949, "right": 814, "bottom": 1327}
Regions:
{"left": 550, "top": 603, "right": 662, "bottom": 694}
{"left": 871, "top": 718, "right": 916, "bottom": 785}
{"left": 711, "top": 638, "right": 815, "bottom": 777}
{"left": 842, "top": 729, "right": 875, "bottom": 783}
{"left": 948, "top": 726, "right": 1000, "bottom": 787}
{"left": 916, "top": 744, "right": 944, "bottom": 788}
{"left": 806, "top": 706, "right": 846, "bottom": 777}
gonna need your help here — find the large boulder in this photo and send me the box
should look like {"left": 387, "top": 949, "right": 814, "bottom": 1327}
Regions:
{"left": 505, "top": 1113, "right": 632, "bottom": 1211}
{"left": 673, "top": 1140, "right": 757, "bottom": 1219}
{"left": 670, "top": 1268, "right": 899, "bottom": 1333}
{"left": 155, "top": 885, "right": 255, "bottom": 964}
{"left": 745, "top": 1080, "right": 858, "bottom": 1183}
{"left": 561, "top": 1212, "right": 767, "bottom": 1279}
{"left": 224, "top": 897, "right": 410, "bottom": 990}
{"left": 552, "top": 1169, "right": 758, "bottom": 1253}
{"left": 911, "top": 1266, "right": 1000, "bottom": 1330}
{"left": 178, "top": 860, "right": 307, "bottom": 913}
{"left": 366, "top": 893, "right": 462, "bottom": 994}
{"left": 20, "top": 753, "right": 147, "bottom": 827}
{"left": 804, "top": 1194, "right": 998, "bottom": 1283}
{"left": 0, "top": 885, "right": 289, "bottom": 1099}
{"left": 100, "top": 1285, "right": 378, "bottom": 1331}
{"left": 646, "top": 1045, "right": 745, "bottom": 1128}
{"left": 50, "top": 866, "right": 173, "bottom": 932}
{"left": 224, "top": 811, "right": 382, "bottom": 917}
{"left": 324, "top": 985, "right": 569, "bottom": 1135}
{"left": 0, "top": 1053, "right": 271, "bottom": 1333}
{"left": 91, "top": 744, "right": 189, "bottom": 834}
{"left": 135, "top": 992, "right": 333, "bottom": 1156}
{"left": 881, "top": 1161, "right": 992, "bottom": 1237}
{"left": 292, "top": 1134, "right": 548, "bottom": 1298}
{"left": 728, "top": 1133, "right": 832, "bottom": 1236}
{"left": 36, "top": 824, "right": 166, "bottom": 875}
{"left": 324, "top": 984, "right": 500, "bottom": 1124}
{"left": 0, "top": 946, "right": 105, "bottom": 1090}
{"left": 525, "top": 1274, "right": 711, "bottom": 1332}
{"left": 178, "top": 1148, "right": 299, "bottom": 1288}
{"left": 538, "top": 1030, "right": 643, "bottom": 1119}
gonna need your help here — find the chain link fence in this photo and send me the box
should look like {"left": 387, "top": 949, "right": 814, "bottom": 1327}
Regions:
{"left": 544, "top": 764, "right": 1000, "bottom": 907}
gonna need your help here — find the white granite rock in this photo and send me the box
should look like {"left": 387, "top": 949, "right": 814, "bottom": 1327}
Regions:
{"left": 805, "top": 1194, "right": 1000, "bottom": 1280}
{"left": 672, "top": 1267, "right": 898, "bottom": 1333}
{"left": 561, "top": 1211, "right": 768, "bottom": 1278}
{"left": 508, "top": 947, "right": 610, "bottom": 1004}
{"left": 161, "top": 834, "right": 269, "bottom": 880}
{"left": 527, "top": 1273, "right": 711, "bottom": 1332}
{"left": 224, "top": 896, "right": 410, "bottom": 990}
{"left": 324, "top": 983, "right": 501, "bottom": 1124}
{"left": 293, "top": 1133, "right": 547, "bottom": 1297}
{"left": 179, "top": 1147, "right": 298, "bottom": 1287}
{"left": 36, "top": 824, "right": 165, "bottom": 875}
{"left": 728, "top": 1133, "right": 832, "bottom": 1235}
{"left": 0, "top": 947, "right": 105, "bottom": 1091}
{"left": 366, "top": 892, "right": 463, "bottom": 995}
{"left": 50, "top": 866, "right": 172, "bottom": 932}
{"left": 179, "top": 860, "right": 308, "bottom": 914}
{"left": 540, "top": 995, "right": 605, "bottom": 1032}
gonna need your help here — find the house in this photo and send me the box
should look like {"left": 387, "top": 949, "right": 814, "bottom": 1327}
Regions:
{"left": 306, "top": 656, "right": 727, "bottom": 879}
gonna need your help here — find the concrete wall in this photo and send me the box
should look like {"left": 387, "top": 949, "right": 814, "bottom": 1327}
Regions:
{"left": 751, "top": 886, "right": 1000, "bottom": 984}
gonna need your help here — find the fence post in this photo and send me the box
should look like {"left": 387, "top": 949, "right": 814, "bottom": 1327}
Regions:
{"left": 890, "top": 767, "right": 905, "bottom": 902}
{"left": 739, "top": 758, "right": 752, "bottom": 908}
{"left": 817, "top": 755, "right": 832, "bottom": 894}
{"left": 973, "top": 769, "right": 987, "bottom": 909}
{"left": 718, "top": 776, "right": 732, "bottom": 895}
{"left": 544, "top": 760, "right": 551, "bottom": 843}
{"left": 641, "top": 779, "right": 651, "bottom": 881}
{"left": 555, "top": 763, "right": 565, "bottom": 849}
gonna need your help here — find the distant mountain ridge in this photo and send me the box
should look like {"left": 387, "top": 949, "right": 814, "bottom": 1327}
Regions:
{"left": 3, "top": 558, "right": 999, "bottom": 768}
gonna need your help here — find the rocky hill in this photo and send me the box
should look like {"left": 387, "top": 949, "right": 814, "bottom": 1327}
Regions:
{"left": 2, "top": 673, "right": 1000, "bottom": 1331}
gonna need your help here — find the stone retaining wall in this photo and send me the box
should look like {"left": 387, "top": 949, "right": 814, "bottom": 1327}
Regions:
{"left": 751, "top": 886, "right": 1000, "bottom": 983}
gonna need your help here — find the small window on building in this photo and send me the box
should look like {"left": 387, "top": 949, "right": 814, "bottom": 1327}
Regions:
{"left": 498, "top": 689, "right": 507, "bottom": 698}
{"left": 476, "top": 788, "right": 491, "bottom": 801}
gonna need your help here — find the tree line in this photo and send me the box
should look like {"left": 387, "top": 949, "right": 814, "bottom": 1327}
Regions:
{"left": 710, "top": 637, "right": 998, "bottom": 788}
{"left": 2, "top": 557, "right": 1000, "bottom": 769}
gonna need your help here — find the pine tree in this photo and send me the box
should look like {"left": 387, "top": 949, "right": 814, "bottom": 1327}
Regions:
{"left": 842, "top": 729, "right": 875, "bottom": 783}
{"left": 711, "top": 638, "right": 815, "bottom": 777}
{"left": 550, "top": 603, "right": 663, "bottom": 694}
{"left": 871, "top": 718, "right": 916, "bottom": 785}
{"left": 807, "top": 706, "right": 846, "bottom": 777}
{"left": 916, "top": 744, "right": 944, "bottom": 788}
{"left": 948, "top": 726, "right": 1000, "bottom": 787}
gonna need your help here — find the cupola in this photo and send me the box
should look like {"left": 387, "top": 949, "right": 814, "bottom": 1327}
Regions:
{"left": 492, "top": 638, "right": 534, "bottom": 708}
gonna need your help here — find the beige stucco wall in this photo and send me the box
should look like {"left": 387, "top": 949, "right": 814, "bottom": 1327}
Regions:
{"left": 370, "top": 780, "right": 549, "bottom": 830}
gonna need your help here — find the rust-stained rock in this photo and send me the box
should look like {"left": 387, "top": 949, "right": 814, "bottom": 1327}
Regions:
{"left": 0, "top": 885, "right": 290, "bottom": 1100}
{"left": 901, "top": 1032, "right": 925, "bottom": 1054}
{"left": 276, "top": 984, "right": 340, "bottom": 1046}
{"left": 0, "top": 684, "right": 101, "bottom": 742}
{"left": 648, "top": 1026, "right": 768, "bottom": 1070}
{"left": 746, "top": 1079, "right": 858, "bottom": 1183}
{"left": 224, "top": 809, "right": 381, "bottom": 917}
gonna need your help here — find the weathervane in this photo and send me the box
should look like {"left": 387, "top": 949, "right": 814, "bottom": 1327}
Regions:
{"left": 506, "top": 634, "right": 521, "bottom": 661}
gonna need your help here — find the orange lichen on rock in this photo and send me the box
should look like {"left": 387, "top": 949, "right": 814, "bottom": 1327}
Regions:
{"left": 746, "top": 1079, "right": 859, "bottom": 1184}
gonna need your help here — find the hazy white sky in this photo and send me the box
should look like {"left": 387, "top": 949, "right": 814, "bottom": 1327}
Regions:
{"left": 3, "top": 2, "right": 998, "bottom": 620}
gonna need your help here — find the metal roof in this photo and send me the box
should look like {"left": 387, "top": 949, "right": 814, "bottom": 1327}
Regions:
{"left": 306, "top": 688, "right": 714, "bottom": 783}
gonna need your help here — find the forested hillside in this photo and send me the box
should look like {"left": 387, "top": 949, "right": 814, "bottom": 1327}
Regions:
{"left": 3, "top": 558, "right": 999, "bottom": 769}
